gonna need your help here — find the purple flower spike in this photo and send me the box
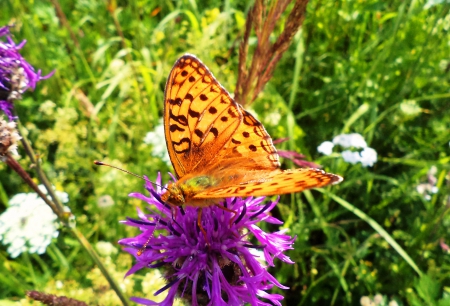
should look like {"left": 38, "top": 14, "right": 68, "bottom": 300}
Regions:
{"left": 119, "top": 173, "right": 296, "bottom": 306}
{"left": 0, "top": 25, "right": 53, "bottom": 121}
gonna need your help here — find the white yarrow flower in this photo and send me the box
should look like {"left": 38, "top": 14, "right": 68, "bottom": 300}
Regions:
{"left": 0, "top": 186, "right": 68, "bottom": 258}
{"left": 144, "top": 120, "right": 171, "bottom": 165}
{"left": 360, "top": 147, "right": 378, "bottom": 167}
{"left": 317, "top": 141, "right": 334, "bottom": 156}
{"left": 319, "top": 133, "right": 377, "bottom": 167}
{"left": 333, "top": 133, "right": 367, "bottom": 148}
{"left": 341, "top": 150, "right": 361, "bottom": 164}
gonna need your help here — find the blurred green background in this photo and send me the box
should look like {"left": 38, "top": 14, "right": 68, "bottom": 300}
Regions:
{"left": 1, "top": 0, "right": 450, "bottom": 305}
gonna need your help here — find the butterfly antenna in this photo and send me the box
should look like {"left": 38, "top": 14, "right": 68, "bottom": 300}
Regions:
{"left": 94, "top": 161, "right": 167, "bottom": 191}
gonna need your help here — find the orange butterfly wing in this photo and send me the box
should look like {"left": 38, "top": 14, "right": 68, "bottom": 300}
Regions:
{"left": 164, "top": 54, "right": 279, "bottom": 179}
{"left": 163, "top": 54, "right": 342, "bottom": 202}
{"left": 193, "top": 168, "right": 343, "bottom": 199}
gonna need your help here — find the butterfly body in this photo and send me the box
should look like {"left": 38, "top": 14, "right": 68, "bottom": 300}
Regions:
{"left": 161, "top": 175, "right": 222, "bottom": 207}
{"left": 162, "top": 54, "right": 342, "bottom": 208}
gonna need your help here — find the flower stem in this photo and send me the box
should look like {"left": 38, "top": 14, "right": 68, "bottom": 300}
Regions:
{"left": 71, "top": 227, "right": 130, "bottom": 306}
{"left": 6, "top": 123, "right": 130, "bottom": 305}
{"left": 17, "top": 123, "right": 66, "bottom": 216}
{"left": 5, "top": 154, "right": 60, "bottom": 217}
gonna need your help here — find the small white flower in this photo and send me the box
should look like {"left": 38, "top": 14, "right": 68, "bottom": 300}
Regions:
{"left": 360, "top": 296, "right": 373, "bottom": 306}
{"left": 360, "top": 147, "right": 378, "bottom": 167}
{"left": 144, "top": 120, "right": 171, "bottom": 165}
{"left": 320, "top": 133, "right": 377, "bottom": 167}
{"left": 265, "top": 112, "right": 281, "bottom": 126}
{"left": 333, "top": 133, "right": 367, "bottom": 149}
{"left": 97, "top": 195, "right": 114, "bottom": 208}
{"left": 317, "top": 141, "right": 335, "bottom": 155}
{"left": 96, "top": 241, "right": 118, "bottom": 256}
{"left": 56, "top": 280, "right": 64, "bottom": 289}
{"left": 342, "top": 150, "right": 361, "bottom": 164}
{"left": 416, "top": 184, "right": 427, "bottom": 194}
{"left": 0, "top": 185, "right": 68, "bottom": 258}
{"left": 373, "top": 294, "right": 383, "bottom": 305}
{"left": 416, "top": 166, "right": 439, "bottom": 200}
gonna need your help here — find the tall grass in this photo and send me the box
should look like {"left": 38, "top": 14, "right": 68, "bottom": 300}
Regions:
{"left": 0, "top": 0, "right": 449, "bottom": 305}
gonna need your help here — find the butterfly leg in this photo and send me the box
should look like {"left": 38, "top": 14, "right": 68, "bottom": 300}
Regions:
{"left": 138, "top": 204, "right": 178, "bottom": 256}
{"left": 197, "top": 208, "right": 210, "bottom": 245}
{"left": 216, "top": 204, "right": 238, "bottom": 227}
{"left": 137, "top": 216, "right": 159, "bottom": 256}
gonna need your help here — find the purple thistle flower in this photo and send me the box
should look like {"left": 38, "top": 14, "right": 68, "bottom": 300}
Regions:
{"left": 0, "top": 25, "right": 53, "bottom": 121}
{"left": 119, "top": 173, "right": 296, "bottom": 306}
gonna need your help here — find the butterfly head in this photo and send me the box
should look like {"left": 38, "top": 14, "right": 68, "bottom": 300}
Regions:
{"left": 161, "top": 182, "right": 185, "bottom": 206}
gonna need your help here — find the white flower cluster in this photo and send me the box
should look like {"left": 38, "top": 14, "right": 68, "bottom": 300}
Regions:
{"left": 416, "top": 166, "right": 439, "bottom": 201}
{"left": 360, "top": 294, "right": 398, "bottom": 306}
{"left": 143, "top": 120, "right": 171, "bottom": 165}
{"left": 0, "top": 185, "right": 68, "bottom": 258}
{"left": 317, "top": 133, "right": 377, "bottom": 167}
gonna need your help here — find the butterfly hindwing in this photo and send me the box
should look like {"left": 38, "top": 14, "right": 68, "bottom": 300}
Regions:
{"left": 219, "top": 105, "right": 280, "bottom": 170}
{"left": 193, "top": 168, "right": 342, "bottom": 199}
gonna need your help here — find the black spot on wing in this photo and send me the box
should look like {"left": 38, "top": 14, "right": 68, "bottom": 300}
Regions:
{"left": 170, "top": 124, "right": 185, "bottom": 132}
{"left": 189, "top": 108, "right": 200, "bottom": 118}
{"left": 169, "top": 97, "right": 182, "bottom": 106}
{"left": 172, "top": 138, "right": 191, "bottom": 153}
{"left": 169, "top": 110, "right": 188, "bottom": 126}
{"left": 210, "top": 127, "right": 218, "bottom": 137}
{"left": 194, "top": 129, "right": 203, "bottom": 138}
{"left": 185, "top": 93, "right": 194, "bottom": 102}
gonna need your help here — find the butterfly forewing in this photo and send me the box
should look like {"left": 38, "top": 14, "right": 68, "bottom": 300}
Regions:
{"left": 164, "top": 54, "right": 281, "bottom": 178}
{"left": 164, "top": 55, "right": 243, "bottom": 178}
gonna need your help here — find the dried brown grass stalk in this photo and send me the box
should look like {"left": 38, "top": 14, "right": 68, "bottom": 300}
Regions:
{"left": 234, "top": 0, "right": 309, "bottom": 106}
{"left": 27, "top": 291, "right": 90, "bottom": 306}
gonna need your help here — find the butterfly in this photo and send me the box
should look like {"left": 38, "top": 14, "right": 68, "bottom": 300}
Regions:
{"left": 160, "top": 54, "right": 342, "bottom": 211}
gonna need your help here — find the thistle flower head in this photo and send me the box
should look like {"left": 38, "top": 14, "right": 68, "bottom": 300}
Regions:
{"left": 0, "top": 25, "right": 53, "bottom": 121}
{"left": 119, "top": 173, "right": 296, "bottom": 306}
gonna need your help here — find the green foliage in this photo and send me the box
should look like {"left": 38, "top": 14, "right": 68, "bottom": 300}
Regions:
{"left": 0, "top": 0, "right": 449, "bottom": 305}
